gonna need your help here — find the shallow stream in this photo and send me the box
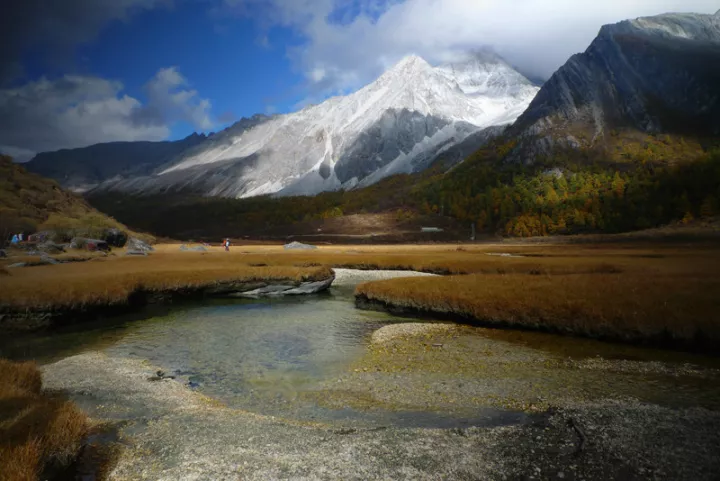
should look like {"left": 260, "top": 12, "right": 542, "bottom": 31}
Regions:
{"left": 3, "top": 278, "right": 720, "bottom": 429}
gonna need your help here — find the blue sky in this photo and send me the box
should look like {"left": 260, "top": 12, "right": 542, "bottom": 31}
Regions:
{"left": 17, "top": 1, "right": 309, "bottom": 137}
{"left": 1, "top": 0, "right": 718, "bottom": 161}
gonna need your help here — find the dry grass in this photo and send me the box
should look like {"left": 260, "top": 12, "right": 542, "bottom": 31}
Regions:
{"left": 2, "top": 242, "right": 718, "bottom": 346}
{"left": 0, "top": 251, "right": 333, "bottom": 310}
{"left": 355, "top": 245, "right": 720, "bottom": 347}
{"left": 171, "top": 242, "right": 718, "bottom": 279}
{"left": 0, "top": 359, "right": 88, "bottom": 481}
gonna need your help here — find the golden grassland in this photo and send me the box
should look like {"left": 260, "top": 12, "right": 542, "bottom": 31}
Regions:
{"left": 1, "top": 241, "right": 719, "bottom": 346}
{"left": 352, "top": 244, "right": 720, "bottom": 346}
{"left": 0, "top": 359, "right": 88, "bottom": 481}
{"left": 149, "top": 242, "right": 711, "bottom": 276}
{"left": 0, "top": 250, "right": 333, "bottom": 310}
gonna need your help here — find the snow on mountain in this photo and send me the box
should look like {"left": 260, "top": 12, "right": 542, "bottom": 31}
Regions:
{"left": 98, "top": 52, "right": 539, "bottom": 198}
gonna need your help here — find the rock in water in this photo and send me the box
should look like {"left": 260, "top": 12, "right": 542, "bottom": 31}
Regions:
{"left": 125, "top": 250, "right": 148, "bottom": 256}
{"left": 284, "top": 241, "right": 318, "bottom": 250}
{"left": 127, "top": 237, "right": 154, "bottom": 253}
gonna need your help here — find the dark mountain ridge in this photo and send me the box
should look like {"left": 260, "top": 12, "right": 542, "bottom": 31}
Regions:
{"left": 508, "top": 11, "right": 720, "bottom": 161}
{"left": 25, "top": 133, "right": 209, "bottom": 192}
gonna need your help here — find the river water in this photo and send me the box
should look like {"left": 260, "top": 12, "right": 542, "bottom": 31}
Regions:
{"left": 3, "top": 281, "right": 720, "bottom": 428}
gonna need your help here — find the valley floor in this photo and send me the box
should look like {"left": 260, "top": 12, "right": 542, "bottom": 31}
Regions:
{"left": 2, "top": 240, "right": 719, "bottom": 348}
{"left": 1, "top": 240, "right": 719, "bottom": 479}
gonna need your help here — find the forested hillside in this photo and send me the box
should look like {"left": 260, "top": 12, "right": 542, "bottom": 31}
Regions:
{"left": 88, "top": 133, "right": 720, "bottom": 240}
{"left": 421, "top": 134, "right": 720, "bottom": 236}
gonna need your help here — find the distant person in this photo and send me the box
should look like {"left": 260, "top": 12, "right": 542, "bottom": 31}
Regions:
{"left": 18, "top": 233, "right": 23, "bottom": 242}
{"left": 224, "top": 238, "right": 231, "bottom": 251}
{"left": 11, "top": 234, "right": 18, "bottom": 245}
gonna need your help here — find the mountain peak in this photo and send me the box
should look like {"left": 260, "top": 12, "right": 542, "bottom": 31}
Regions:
{"left": 387, "top": 55, "right": 432, "bottom": 76}
{"left": 48, "top": 48, "right": 539, "bottom": 199}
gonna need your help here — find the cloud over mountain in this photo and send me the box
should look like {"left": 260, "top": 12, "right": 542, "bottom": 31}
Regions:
{"left": 223, "top": 0, "right": 720, "bottom": 96}
{"left": 0, "top": 68, "right": 213, "bottom": 162}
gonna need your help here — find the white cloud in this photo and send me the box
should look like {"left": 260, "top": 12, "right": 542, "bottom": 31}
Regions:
{"left": 0, "top": 68, "right": 215, "bottom": 160}
{"left": 229, "top": 0, "right": 720, "bottom": 94}
{"left": 134, "top": 67, "right": 215, "bottom": 130}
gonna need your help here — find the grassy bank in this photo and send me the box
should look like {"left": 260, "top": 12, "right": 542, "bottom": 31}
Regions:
{"left": 355, "top": 259, "right": 720, "bottom": 348}
{"left": 0, "top": 359, "right": 88, "bottom": 481}
{"left": 0, "top": 252, "right": 332, "bottom": 311}
{"left": 2, "top": 242, "right": 718, "bottom": 347}
{"left": 156, "top": 242, "right": 718, "bottom": 276}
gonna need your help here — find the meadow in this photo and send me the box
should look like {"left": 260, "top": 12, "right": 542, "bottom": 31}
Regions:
{"left": 1, "top": 240, "right": 718, "bottom": 478}
{"left": 1, "top": 241, "right": 717, "bottom": 348}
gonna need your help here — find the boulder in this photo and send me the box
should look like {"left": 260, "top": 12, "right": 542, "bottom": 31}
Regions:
{"left": 180, "top": 245, "right": 208, "bottom": 252}
{"left": 284, "top": 241, "right": 318, "bottom": 250}
{"left": 37, "top": 242, "right": 65, "bottom": 254}
{"left": 127, "top": 237, "right": 154, "bottom": 253}
{"left": 104, "top": 228, "right": 128, "bottom": 248}
{"left": 71, "top": 237, "right": 110, "bottom": 252}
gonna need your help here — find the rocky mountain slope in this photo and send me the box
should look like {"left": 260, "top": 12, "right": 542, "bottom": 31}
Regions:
{"left": 508, "top": 10, "right": 720, "bottom": 161}
{"left": 90, "top": 52, "right": 538, "bottom": 198}
{"left": 25, "top": 133, "right": 208, "bottom": 192}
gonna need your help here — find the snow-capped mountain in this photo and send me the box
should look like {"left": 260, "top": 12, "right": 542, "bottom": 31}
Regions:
{"left": 94, "top": 52, "right": 539, "bottom": 198}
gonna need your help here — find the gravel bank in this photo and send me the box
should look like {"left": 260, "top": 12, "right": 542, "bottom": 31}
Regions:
{"left": 370, "top": 323, "right": 457, "bottom": 345}
{"left": 42, "top": 352, "right": 720, "bottom": 480}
